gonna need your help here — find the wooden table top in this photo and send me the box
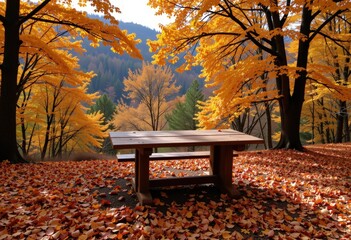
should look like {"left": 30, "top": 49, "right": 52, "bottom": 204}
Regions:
{"left": 110, "top": 129, "right": 264, "bottom": 149}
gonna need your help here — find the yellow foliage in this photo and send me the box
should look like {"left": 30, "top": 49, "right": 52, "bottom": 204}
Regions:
{"left": 6, "top": 1, "right": 134, "bottom": 158}
{"left": 297, "top": 11, "right": 351, "bottom": 143}
{"left": 0, "top": 1, "right": 142, "bottom": 59}
{"left": 148, "top": 0, "right": 351, "bottom": 135}
{"left": 112, "top": 62, "right": 180, "bottom": 131}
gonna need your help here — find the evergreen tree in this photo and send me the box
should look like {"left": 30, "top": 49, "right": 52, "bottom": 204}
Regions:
{"left": 89, "top": 94, "right": 116, "bottom": 154}
{"left": 167, "top": 80, "right": 204, "bottom": 130}
{"left": 89, "top": 94, "right": 116, "bottom": 124}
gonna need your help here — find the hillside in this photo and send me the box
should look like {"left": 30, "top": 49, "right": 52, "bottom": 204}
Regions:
{"left": 78, "top": 21, "right": 203, "bottom": 103}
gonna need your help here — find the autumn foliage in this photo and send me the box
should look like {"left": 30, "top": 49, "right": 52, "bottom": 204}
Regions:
{"left": 112, "top": 62, "right": 180, "bottom": 131}
{"left": 0, "top": 0, "right": 142, "bottom": 163}
{"left": 0, "top": 144, "right": 350, "bottom": 239}
{"left": 148, "top": 0, "right": 351, "bottom": 150}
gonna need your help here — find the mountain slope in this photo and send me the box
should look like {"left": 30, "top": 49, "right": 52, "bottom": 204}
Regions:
{"left": 78, "top": 21, "right": 203, "bottom": 102}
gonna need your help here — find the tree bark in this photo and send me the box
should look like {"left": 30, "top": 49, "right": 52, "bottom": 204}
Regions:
{"left": 264, "top": 102, "right": 273, "bottom": 149}
{"left": 344, "top": 109, "right": 350, "bottom": 142}
{"left": 274, "top": 5, "right": 312, "bottom": 151}
{"left": 336, "top": 100, "right": 349, "bottom": 142}
{"left": 0, "top": 0, "right": 26, "bottom": 163}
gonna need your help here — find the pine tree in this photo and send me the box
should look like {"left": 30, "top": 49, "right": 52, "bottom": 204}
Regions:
{"left": 167, "top": 80, "right": 204, "bottom": 130}
{"left": 89, "top": 94, "right": 116, "bottom": 154}
{"left": 89, "top": 94, "right": 116, "bottom": 125}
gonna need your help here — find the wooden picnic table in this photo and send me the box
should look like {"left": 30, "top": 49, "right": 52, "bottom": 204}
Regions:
{"left": 110, "top": 129, "right": 264, "bottom": 205}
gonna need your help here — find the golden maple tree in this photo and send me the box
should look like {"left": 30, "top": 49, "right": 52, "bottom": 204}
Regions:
{"left": 18, "top": 79, "right": 107, "bottom": 160}
{"left": 112, "top": 62, "right": 180, "bottom": 131}
{"left": 148, "top": 0, "right": 351, "bottom": 150}
{"left": 13, "top": 15, "right": 108, "bottom": 160}
{"left": 0, "top": 0, "right": 142, "bottom": 163}
{"left": 299, "top": 11, "right": 351, "bottom": 144}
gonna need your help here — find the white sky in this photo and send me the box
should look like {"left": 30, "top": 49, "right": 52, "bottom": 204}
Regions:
{"left": 74, "top": 0, "right": 172, "bottom": 30}
{"left": 115, "top": 0, "right": 172, "bottom": 30}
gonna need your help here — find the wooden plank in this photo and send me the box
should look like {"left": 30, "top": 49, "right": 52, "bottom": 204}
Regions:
{"left": 149, "top": 175, "right": 217, "bottom": 188}
{"left": 117, "top": 151, "right": 239, "bottom": 162}
{"left": 110, "top": 129, "right": 245, "bottom": 138}
{"left": 110, "top": 133, "right": 263, "bottom": 149}
{"left": 136, "top": 148, "right": 152, "bottom": 194}
{"left": 117, "top": 153, "right": 137, "bottom": 162}
{"left": 136, "top": 192, "right": 153, "bottom": 206}
{"left": 131, "top": 178, "right": 153, "bottom": 205}
{"left": 117, "top": 151, "right": 213, "bottom": 162}
{"left": 210, "top": 145, "right": 240, "bottom": 198}
{"left": 109, "top": 129, "right": 264, "bottom": 149}
{"left": 148, "top": 151, "right": 210, "bottom": 159}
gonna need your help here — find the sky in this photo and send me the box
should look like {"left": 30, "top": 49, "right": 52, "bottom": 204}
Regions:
{"left": 75, "top": 0, "right": 171, "bottom": 30}
{"left": 114, "top": 0, "right": 172, "bottom": 30}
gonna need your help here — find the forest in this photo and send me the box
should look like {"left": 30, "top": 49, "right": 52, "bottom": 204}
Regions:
{"left": 78, "top": 21, "right": 204, "bottom": 103}
{"left": 0, "top": 1, "right": 350, "bottom": 239}
{"left": 0, "top": 0, "right": 350, "bottom": 163}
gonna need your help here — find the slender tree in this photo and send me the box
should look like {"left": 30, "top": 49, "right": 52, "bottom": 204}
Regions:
{"left": 112, "top": 62, "right": 180, "bottom": 131}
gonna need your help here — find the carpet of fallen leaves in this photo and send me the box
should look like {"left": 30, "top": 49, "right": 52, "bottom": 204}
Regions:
{"left": 0, "top": 143, "right": 350, "bottom": 240}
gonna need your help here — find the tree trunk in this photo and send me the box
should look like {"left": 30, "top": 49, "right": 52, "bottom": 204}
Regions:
{"left": 264, "top": 102, "right": 273, "bottom": 149}
{"left": 274, "top": 5, "right": 312, "bottom": 151}
{"left": 275, "top": 91, "right": 305, "bottom": 151}
{"left": 336, "top": 100, "right": 349, "bottom": 142}
{"left": 0, "top": 0, "right": 26, "bottom": 163}
{"left": 344, "top": 109, "right": 350, "bottom": 142}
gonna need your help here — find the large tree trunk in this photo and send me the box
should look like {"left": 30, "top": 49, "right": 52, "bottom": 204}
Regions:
{"left": 0, "top": 0, "right": 26, "bottom": 163}
{"left": 275, "top": 87, "right": 305, "bottom": 151}
{"left": 274, "top": 5, "right": 312, "bottom": 151}
{"left": 279, "top": 95, "right": 305, "bottom": 150}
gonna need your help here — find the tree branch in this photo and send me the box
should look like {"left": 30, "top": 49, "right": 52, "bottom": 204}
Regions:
{"left": 309, "top": 10, "right": 345, "bottom": 42}
{"left": 219, "top": 1, "right": 276, "bottom": 56}
{"left": 314, "top": 30, "right": 351, "bottom": 55}
{"left": 0, "top": 15, "right": 5, "bottom": 23}
{"left": 280, "top": 0, "right": 291, "bottom": 26}
{"left": 19, "top": 0, "right": 51, "bottom": 25}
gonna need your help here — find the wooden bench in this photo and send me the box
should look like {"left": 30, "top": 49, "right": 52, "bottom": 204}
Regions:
{"left": 110, "top": 129, "right": 264, "bottom": 205}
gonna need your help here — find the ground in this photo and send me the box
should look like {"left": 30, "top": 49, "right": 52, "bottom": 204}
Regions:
{"left": 0, "top": 143, "right": 350, "bottom": 239}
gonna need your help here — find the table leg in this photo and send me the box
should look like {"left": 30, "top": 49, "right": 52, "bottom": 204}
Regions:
{"left": 134, "top": 149, "right": 140, "bottom": 191}
{"left": 210, "top": 145, "right": 240, "bottom": 198}
{"left": 135, "top": 148, "right": 153, "bottom": 205}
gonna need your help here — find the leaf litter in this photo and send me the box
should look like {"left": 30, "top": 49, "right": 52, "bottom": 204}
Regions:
{"left": 0, "top": 143, "right": 350, "bottom": 239}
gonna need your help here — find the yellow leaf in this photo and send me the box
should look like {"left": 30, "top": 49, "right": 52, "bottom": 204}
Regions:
{"left": 186, "top": 211, "right": 193, "bottom": 219}
{"left": 78, "top": 235, "right": 88, "bottom": 240}
{"left": 262, "top": 229, "right": 274, "bottom": 237}
{"left": 222, "top": 231, "right": 232, "bottom": 239}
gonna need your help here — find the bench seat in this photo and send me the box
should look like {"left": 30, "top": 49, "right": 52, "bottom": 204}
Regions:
{"left": 117, "top": 151, "right": 238, "bottom": 162}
